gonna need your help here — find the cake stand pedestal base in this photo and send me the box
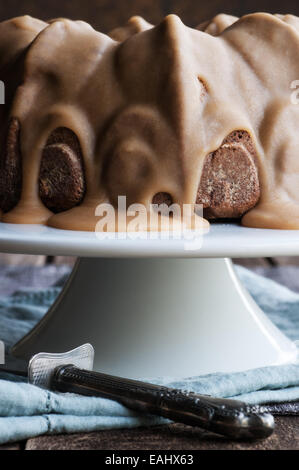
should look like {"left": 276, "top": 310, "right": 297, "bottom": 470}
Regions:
{"left": 11, "top": 257, "right": 297, "bottom": 378}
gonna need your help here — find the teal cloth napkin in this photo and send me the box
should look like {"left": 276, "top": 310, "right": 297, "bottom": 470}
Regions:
{"left": 0, "top": 266, "right": 298, "bottom": 445}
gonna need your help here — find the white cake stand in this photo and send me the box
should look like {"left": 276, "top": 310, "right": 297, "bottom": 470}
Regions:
{"left": 0, "top": 221, "right": 298, "bottom": 378}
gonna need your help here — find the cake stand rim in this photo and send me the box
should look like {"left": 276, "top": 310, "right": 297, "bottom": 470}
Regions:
{"left": 0, "top": 221, "right": 299, "bottom": 258}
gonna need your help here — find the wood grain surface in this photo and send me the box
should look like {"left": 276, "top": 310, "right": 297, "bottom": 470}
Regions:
{"left": 25, "top": 418, "right": 299, "bottom": 450}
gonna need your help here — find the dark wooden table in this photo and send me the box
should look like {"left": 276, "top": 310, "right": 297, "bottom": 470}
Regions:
{"left": 2, "top": 418, "right": 298, "bottom": 450}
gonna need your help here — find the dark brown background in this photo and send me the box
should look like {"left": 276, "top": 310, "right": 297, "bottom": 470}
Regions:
{"left": 1, "top": 0, "right": 299, "bottom": 32}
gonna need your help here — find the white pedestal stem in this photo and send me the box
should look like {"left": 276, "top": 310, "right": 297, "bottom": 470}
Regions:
{"left": 12, "top": 257, "right": 297, "bottom": 378}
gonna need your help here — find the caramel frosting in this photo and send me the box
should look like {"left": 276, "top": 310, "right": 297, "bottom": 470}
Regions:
{"left": 1, "top": 13, "right": 299, "bottom": 231}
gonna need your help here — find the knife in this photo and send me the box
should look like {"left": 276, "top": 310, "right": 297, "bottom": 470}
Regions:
{"left": 0, "top": 344, "right": 274, "bottom": 440}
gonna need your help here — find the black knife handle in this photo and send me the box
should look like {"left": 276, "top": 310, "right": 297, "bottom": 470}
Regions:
{"left": 51, "top": 365, "right": 274, "bottom": 440}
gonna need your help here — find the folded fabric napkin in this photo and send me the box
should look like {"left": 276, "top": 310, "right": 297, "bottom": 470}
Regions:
{"left": 0, "top": 264, "right": 298, "bottom": 445}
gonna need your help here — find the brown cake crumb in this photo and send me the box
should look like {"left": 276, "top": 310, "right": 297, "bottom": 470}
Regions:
{"left": 196, "top": 130, "right": 260, "bottom": 218}
{"left": 152, "top": 192, "right": 173, "bottom": 206}
{"left": 39, "top": 127, "right": 86, "bottom": 213}
{"left": 0, "top": 117, "right": 22, "bottom": 212}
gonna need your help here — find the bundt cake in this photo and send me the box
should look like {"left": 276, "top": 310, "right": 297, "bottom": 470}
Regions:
{"left": 0, "top": 12, "right": 299, "bottom": 231}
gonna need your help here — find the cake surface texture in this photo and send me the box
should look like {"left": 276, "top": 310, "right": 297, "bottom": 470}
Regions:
{"left": 1, "top": 12, "right": 299, "bottom": 230}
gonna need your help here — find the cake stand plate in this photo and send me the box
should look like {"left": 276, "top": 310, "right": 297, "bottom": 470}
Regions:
{"left": 0, "top": 222, "right": 298, "bottom": 378}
